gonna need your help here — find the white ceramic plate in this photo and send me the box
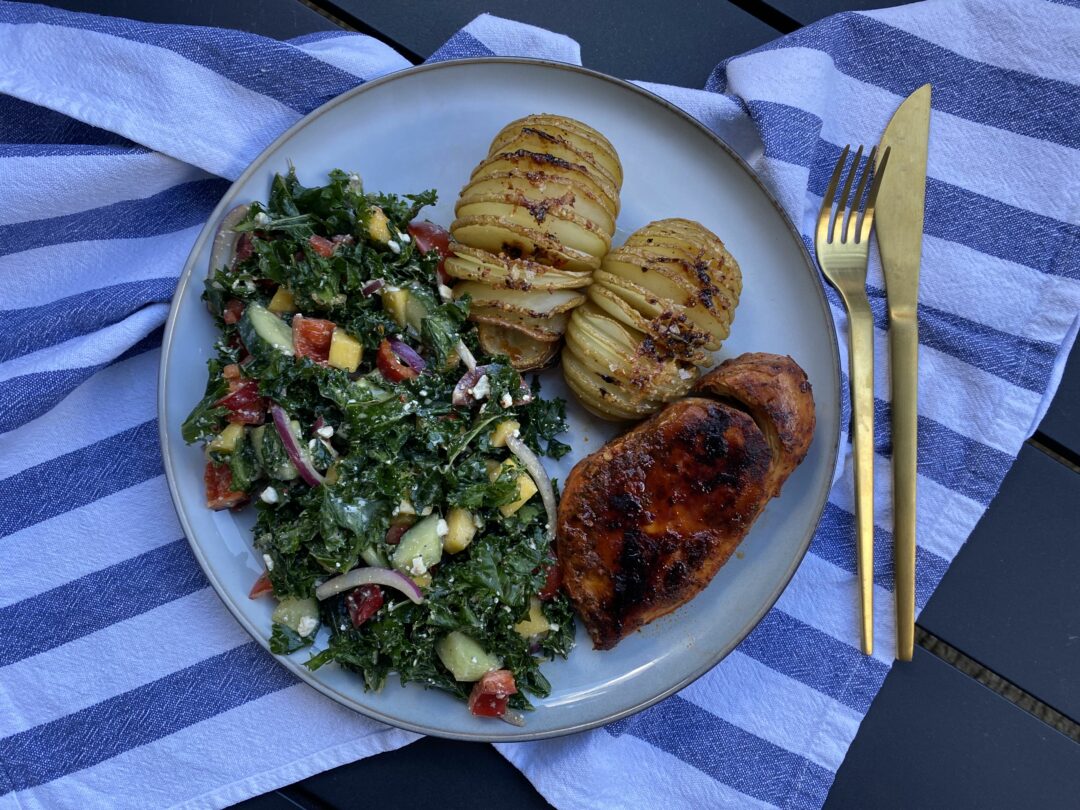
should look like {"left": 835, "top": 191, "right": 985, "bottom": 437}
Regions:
{"left": 159, "top": 58, "right": 840, "bottom": 741}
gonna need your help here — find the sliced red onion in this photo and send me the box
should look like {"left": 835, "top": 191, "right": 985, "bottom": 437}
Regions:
{"left": 506, "top": 433, "right": 556, "bottom": 543}
{"left": 209, "top": 204, "right": 250, "bottom": 275}
{"left": 456, "top": 339, "right": 477, "bottom": 372}
{"left": 388, "top": 339, "right": 426, "bottom": 372}
{"left": 500, "top": 709, "right": 526, "bottom": 727}
{"left": 315, "top": 566, "right": 425, "bottom": 604}
{"left": 452, "top": 365, "right": 490, "bottom": 407}
{"left": 361, "top": 279, "right": 385, "bottom": 297}
{"left": 270, "top": 404, "right": 324, "bottom": 487}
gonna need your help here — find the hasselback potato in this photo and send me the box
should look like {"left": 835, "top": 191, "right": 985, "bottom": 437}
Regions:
{"left": 448, "top": 114, "right": 623, "bottom": 370}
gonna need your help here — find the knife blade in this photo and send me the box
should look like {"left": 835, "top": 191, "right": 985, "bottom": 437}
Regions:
{"left": 875, "top": 84, "right": 931, "bottom": 662}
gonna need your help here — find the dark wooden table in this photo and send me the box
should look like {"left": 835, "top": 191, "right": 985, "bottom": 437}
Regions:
{"left": 27, "top": 0, "right": 1079, "bottom": 805}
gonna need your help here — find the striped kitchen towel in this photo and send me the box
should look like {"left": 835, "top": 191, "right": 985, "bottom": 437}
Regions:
{"left": 1, "top": 1, "right": 1077, "bottom": 809}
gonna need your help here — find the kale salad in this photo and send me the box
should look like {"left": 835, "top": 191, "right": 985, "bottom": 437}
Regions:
{"left": 183, "top": 168, "right": 575, "bottom": 721}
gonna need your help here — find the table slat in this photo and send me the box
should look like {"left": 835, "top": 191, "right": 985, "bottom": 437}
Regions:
{"left": 314, "top": 0, "right": 780, "bottom": 86}
{"left": 916, "top": 444, "right": 1080, "bottom": 721}
{"left": 1036, "top": 341, "right": 1080, "bottom": 458}
{"left": 825, "top": 647, "right": 1080, "bottom": 808}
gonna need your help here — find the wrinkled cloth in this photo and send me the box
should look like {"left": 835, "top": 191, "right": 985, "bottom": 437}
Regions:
{"left": 1, "top": 2, "right": 1078, "bottom": 808}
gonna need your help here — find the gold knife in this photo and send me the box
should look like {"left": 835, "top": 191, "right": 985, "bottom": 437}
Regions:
{"left": 875, "top": 84, "right": 931, "bottom": 662}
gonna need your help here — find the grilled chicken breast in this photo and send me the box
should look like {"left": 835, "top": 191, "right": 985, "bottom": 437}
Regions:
{"left": 558, "top": 397, "right": 772, "bottom": 649}
{"left": 692, "top": 353, "right": 815, "bottom": 498}
{"left": 558, "top": 353, "right": 814, "bottom": 649}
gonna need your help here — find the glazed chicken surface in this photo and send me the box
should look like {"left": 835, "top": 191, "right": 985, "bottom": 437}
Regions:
{"left": 557, "top": 353, "right": 815, "bottom": 649}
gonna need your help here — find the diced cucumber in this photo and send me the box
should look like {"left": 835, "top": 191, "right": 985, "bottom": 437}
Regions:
{"left": 252, "top": 424, "right": 298, "bottom": 481}
{"left": 404, "top": 284, "right": 434, "bottom": 334}
{"left": 436, "top": 631, "right": 502, "bottom": 682}
{"left": 272, "top": 596, "right": 320, "bottom": 637}
{"left": 360, "top": 545, "right": 390, "bottom": 569}
{"left": 239, "top": 302, "right": 294, "bottom": 357}
{"left": 391, "top": 514, "right": 444, "bottom": 575}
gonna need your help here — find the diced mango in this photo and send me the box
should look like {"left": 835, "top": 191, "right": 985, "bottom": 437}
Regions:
{"left": 208, "top": 422, "right": 245, "bottom": 454}
{"left": 411, "top": 572, "right": 433, "bottom": 589}
{"left": 444, "top": 507, "right": 477, "bottom": 554}
{"left": 489, "top": 420, "right": 521, "bottom": 448}
{"left": 324, "top": 461, "right": 340, "bottom": 486}
{"left": 267, "top": 287, "right": 296, "bottom": 314}
{"left": 328, "top": 328, "right": 362, "bottom": 372}
{"left": 367, "top": 206, "right": 392, "bottom": 244}
{"left": 514, "top": 597, "right": 551, "bottom": 638}
{"left": 381, "top": 287, "right": 409, "bottom": 327}
{"left": 487, "top": 459, "right": 538, "bottom": 517}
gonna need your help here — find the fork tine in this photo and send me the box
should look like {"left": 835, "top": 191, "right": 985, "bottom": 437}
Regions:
{"left": 846, "top": 146, "right": 877, "bottom": 244}
{"left": 832, "top": 145, "right": 864, "bottom": 244}
{"left": 859, "top": 145, "right": 891, "bottom": 244}
{"left": 818, "top": 145, "right": 850, "bottom": 246}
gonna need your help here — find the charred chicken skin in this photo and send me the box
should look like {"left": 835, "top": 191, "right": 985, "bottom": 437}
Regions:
{"left": 557, "top": 353, "right": 814, "bottom": 649}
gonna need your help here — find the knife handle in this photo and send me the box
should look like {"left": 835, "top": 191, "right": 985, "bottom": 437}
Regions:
{"left": 846, "top": 304, "right": 875, "bottom": 656}
{"left": 890, "top": 315, "right": 918, "bottom": 661}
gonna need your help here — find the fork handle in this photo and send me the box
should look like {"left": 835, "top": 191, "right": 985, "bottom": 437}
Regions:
{"left": 847, "top": 304, "right": 875, "bottom": 656}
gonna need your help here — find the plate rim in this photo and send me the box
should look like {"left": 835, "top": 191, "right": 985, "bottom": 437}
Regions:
{"left": 157, "top": 56, "right": 841, "bottom": 742}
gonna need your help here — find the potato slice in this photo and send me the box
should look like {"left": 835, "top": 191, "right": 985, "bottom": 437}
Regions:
{"left": 471, "top": 306, "right": 569, "bottom": 342}
{"left": 487, "top": 130, "right": 621, "bottom": 192}
{"left": 587, "top": 285, "right": 711, "bottom": 366}
{"left": 444, "top": 248, "right": 593, "bottom": 291}
{"left": 476, "top": 322, "right": 559, "bottom": 370}
{"left": 562, "top": 349, "right": 666, "bottom": 421}
{"left": 460, "top": 171, "right": 616, "bottom": 234}
{"left": 454, "top": 196, "right": 611, "bottom": 259}
{"left": 451, "top": 214, "right": 601, "bottom": 273}
{"left": 490, "top": 114, "right": 622, "bottom": 188}
{"left": 471, "top": 152, "right": 619, "bottom": 215}
{"left": 455, "top": 281, "right": 584, "bottom": 317}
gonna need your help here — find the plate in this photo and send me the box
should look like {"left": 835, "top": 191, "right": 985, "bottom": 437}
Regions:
{"left": 159, "top": 58, "right": 840, "bottom": 741}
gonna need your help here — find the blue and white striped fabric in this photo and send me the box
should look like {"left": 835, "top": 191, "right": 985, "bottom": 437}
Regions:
{"left": 1, "top": 1, "right": 1077, "bottom": 808}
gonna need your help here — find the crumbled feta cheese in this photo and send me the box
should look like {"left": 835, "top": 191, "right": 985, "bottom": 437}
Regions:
{"left": 420, "top": 504, "right": 433, "bottom": 516}
{"left": 347, "top": 173, "right": 362, "bottom": 193}
{"left": 549, "top": 623, "right": 560, "bottom": 632}
{"left": 385, "top": 284, "right": 401, "bottom": 293}
{"left": 399, "top": 232, "right": 411, "bottom": 243}
{"left": 470, "top": 656, "right": 479, "bottom": 664}
{"left": 260, "top": 486, "right": 279, "bottom": 505}
{"left": 262, "top": 553, "right": 274, "bottom": 571}
{"left": 437, "top": 284, "right": 453, "bottom": 302}
{"left": 499, "top": 392, "right": 513, "bottom": 409}
{"left": 472, "top": 514, "right": 484, "bottom": 529}
{"left": 469, "top": 374, "right": 491, "bottom": 400}
{"left": 436, "top": 518, "right": 449, "bottom": 538}
{"left": 409, "top": 556, "right": 428, "bottom": 576}
{"left": 387, "top": 239, "right": 401, "bottom": 254}
{"left": 297, "top": 616, "right": 319, "bottom": 637}
{"left": 678, "top": 368, "right": 693, "bottom": 380}
{"left": 253, "top": 211, "right": 271, "bottom": 226}
{"left": 316, "top": 424, "right": 334, "bottom": 439}
{"left": 307, "top": 438, "right": 317, "bottom": 450}
{"left": 419, "top": 389, "right": 428, "bottom": 397}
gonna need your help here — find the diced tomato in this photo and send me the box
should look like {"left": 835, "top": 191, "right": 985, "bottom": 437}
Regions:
{"left": 345, "top": 585, "right": 384, "bottom": 628}
{"left": 538, "top": 559, "right": 562, "bottom": 601}
{"left": 376, "top": 338, "right": 420, "bottom": 382}
{"left": 292, "top": 315, "right": 336, "bottom": 364}
{"left": 222, "top": 299, "right": 245, "bottom": 325}
{"left": 467, "top": 669, "right": 517, "bottom": 717}
{"left": 215, "top": 373, "right": 266, "bottom": 425}
{"left": 308, "top": 234, "right": 335, "bottom": 258}
{"left": 248, "top": 570, "right": 274, "bottom": 599}
{"left": 407, "top": 220, "right": 452, "bottom": 284}
{"left": 205, "top": 461, "right": 247, "bottom": 510}
{"left": 234, "top": 232, "right": 254, "bottom": 264}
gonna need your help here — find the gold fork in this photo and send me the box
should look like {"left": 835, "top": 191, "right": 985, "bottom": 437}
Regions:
{"left": 815, "top": 144, "right": 890, "bottom": 656}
